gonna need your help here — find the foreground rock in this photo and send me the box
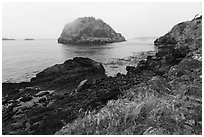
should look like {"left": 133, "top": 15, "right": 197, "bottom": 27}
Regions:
{"left": 2, "top": 57, "right": 111, "bottom": 134}
{"left": 30, "top": 57, "right": 106, "bottom": 91}
{"left": 58, "top": 17, "right": 126, "bottom": 44}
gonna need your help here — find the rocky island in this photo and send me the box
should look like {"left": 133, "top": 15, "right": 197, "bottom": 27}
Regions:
{"left": 2, "top": 38, "right": 15, "bottom": 40}
{"left": 2, "top": 16, "right": 202, "bottom": 135}
{"left": 58, "top": 17, "right": 126, "bottom": 44}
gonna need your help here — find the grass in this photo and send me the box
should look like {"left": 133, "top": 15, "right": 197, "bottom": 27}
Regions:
{"left": 55, "top": 85, "right": 202, "bottom": 135}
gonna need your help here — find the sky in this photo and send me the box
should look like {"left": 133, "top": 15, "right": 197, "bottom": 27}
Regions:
{"left": 2, "top": 2, "right": 202, "bottom": 39}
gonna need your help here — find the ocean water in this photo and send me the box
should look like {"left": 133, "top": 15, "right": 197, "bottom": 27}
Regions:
{"left": 2, "top": 38, "right": 156, "bottom": 83}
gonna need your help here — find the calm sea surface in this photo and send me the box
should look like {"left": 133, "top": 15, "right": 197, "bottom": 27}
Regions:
{"left": 2, "top": 38, "right": 156, "bottom": 83}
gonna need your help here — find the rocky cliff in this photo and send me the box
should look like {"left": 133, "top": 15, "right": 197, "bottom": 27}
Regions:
{"left": 154, "top": 16, "right": 202, "bottom": 46}
{"left": 58, "top": 17, "right": 126, "bottom": 44}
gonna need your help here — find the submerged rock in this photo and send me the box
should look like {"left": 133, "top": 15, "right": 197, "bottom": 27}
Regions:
{"left": 58, "top": 17, "right": 126, "bottom": 44}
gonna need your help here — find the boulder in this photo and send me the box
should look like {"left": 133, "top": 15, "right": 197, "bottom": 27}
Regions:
{"left": 73, "top": 57, "right": 105, "bottom": 74}
{"left": 31, "top": 57, "right": 106, "bottom": 91}
{"left": 58, "top": 17, "right": 125, "bottom": 44}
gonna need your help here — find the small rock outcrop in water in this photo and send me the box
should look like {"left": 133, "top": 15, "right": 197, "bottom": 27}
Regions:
{"left": 58, "top": 17, "right": 126, "bottom": 44}
{"left": 2, "top": 16, "right": 202, "bottom": 135}
{"left": 2, "top": 38, "right": 15, "bottom": 40}
{"left": 25, "top": 38, "right": 34, "bottom": 40}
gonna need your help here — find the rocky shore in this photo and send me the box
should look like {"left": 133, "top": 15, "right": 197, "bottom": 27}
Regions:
{"left": 2, "top": 16, "right": 202, "bottom": 135}
{"left": 58, "top": 17, "right": 126, "bottom": 44}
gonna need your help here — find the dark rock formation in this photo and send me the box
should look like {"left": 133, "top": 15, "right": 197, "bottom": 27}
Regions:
{"left": 58, "top": 17, "right": 125, "bottom": 44}
{"left": 128, "top": 16, "right": 202, "bottom": 76}
{"left": 154, "top": 15, "right": 202, "bottom": 46}
{"left": 30, "top": 57, "right": 106, "bottom": 91}
{"left": 2, "top": 57, "right": 124, "bottom": 135}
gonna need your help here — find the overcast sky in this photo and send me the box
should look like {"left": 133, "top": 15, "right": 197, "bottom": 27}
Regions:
{"left": 2, "top": 2, "right": 201, "bottom": 39}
